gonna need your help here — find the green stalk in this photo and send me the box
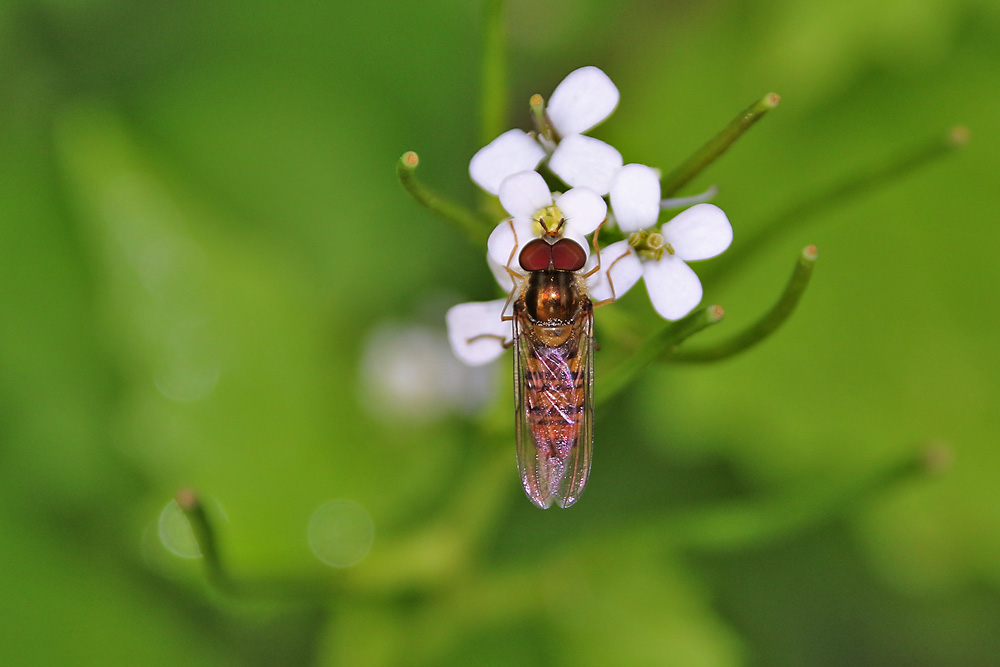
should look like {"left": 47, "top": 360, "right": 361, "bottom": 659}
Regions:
{"left": 598, "top": 304, "right": 725, "bottom": 405}
{"left": 710, "top": 126, "right": 969, "bottom": 285}
{"left": 662, "top": 441, "right": 948, "bottom": 551}
{"left": 396, "top": 152, "right": 492, "bottom": 245}
{"left": 660, "top": 92, "right": 780, "bottom": 197}
{"left": 175, "top": 489, "right": 235, "bottom": 595}
{"left": 671, "top": 245, "right": 818, "bottom": 362}
{"left": 479, "top": 0, "right": 508, "bottom": 148}
{"left": 176, "top": 489, "right": 341, "bottom": 602}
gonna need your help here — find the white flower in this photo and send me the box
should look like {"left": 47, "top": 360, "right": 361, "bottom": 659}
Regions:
{"left": 590, "top": 163, "right": 733, "bottom": 320}
{"left": 485, "top": 170, "right": 606, "bottom": 270}
{"left": 446, "top": 298, "right": 512, "bottom": 366}
{"left": 469, "top": 66, "right": 623, "bottom": 196}
{"left": 468, "top": 129, "right": 546, "bottom": 196}
{"left": 361, "top": 322, "right": 497, "bottom": 419}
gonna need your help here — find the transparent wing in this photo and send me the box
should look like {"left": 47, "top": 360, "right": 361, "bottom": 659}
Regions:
{"left": 513, "top": 299, "right": 594, "bottom": 509}
{"left": 555, "top": 300, "right": 594, "bottom": 508}
{"left": 512, "top": 306, "right": 548, "bottom": 508}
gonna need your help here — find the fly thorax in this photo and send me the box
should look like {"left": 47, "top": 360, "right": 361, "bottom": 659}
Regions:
{"left": 526, "top": 271, "right": 578, "bottom": 323}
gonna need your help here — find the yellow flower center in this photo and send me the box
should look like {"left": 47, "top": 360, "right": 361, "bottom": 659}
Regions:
{"left": 628, "top": 230, "right": 674, "bottom": 260}
{"left": 532, "top": 204, "right": 565, "bottom": 237}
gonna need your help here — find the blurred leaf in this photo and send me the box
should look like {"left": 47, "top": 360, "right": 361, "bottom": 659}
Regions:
{"left": 0, "top": 505, "right": 225, "bottom": 665}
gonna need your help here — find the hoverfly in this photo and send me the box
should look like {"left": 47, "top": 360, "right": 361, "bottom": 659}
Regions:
{"left": 504, "top": 234, "right": 597, "bottom": 509}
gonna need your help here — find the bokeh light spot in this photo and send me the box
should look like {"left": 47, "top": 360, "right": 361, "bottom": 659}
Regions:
{"left": 307, "top": 500, "right": 374, "bottom": 568}
{"left": 158, "top": 499, "right": 201, "bottom": 558}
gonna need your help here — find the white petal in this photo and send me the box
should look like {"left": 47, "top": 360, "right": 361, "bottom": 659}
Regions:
{"left": 487, "top": 217, "right": 536, "bottom": 268}
{"left": 660, "top": 203, "right": 733, "bottom": 261}
{"left": 446, "top": 299, "right": 512, "bottom": 366}
{"left": 469, "top": 130, "right": 546, "bottom": 195}
{"left": 586, "top": 240, "right": 642, "bottom": 303}
{"left": 487, "top": 253, "right": 521, "bottom": 293}
{"left": 548, "top": 135, "right": 623, "bottom": 195}
{"left": 610, "top": 163, "right": 661, "bottom": 232}
{"left": 546, "top": 66, "right": 620, "bottom": 136}
{"left": 498, "top": 170, "right": 553, "bottom": 218}
{"left": 642, "top": 255, "right": 703, "bottom": 320}
{"left": 555, "top": 186, "right": 607, "bottom": 236}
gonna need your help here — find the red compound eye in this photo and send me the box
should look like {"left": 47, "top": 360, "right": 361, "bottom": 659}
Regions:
{"left": 519, "top": 239, "right": 552, "bottom": 271}
{"left": 550, "top": 238, "right": 586, "bottom": 271}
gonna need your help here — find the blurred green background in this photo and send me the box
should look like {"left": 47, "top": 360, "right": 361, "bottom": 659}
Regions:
{"left": 2, "top": 0, "right": 999, "bottom": 664}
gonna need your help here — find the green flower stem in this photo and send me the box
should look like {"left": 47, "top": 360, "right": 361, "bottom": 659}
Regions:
{"left": 529, "top": 93, "right": 551, "bottom": 140}
{"left": 176, "top": 489, "right": 339, "bottom": 602}
{"left": 661, "top": 441, "right": 947, "bottom": 552}
{"left": 176, "top": 446, "right": 514, "bottom": 601}
{"left": 709, "top": 126, "right": 970, "bottom": 285}
{"left": 670, "top": 245, "right": 818, "bottom": 363}
{"left": 476, "top": 0, "right": 512, "bottom": 217}
{"left": 396, "top": 152, "right": 492, "bottom": 246}
{"left": 479, "top": 0, "right": 508, "bottom": 149}
{"left": 346, "top": 442, "right": 512, "bottom": 595}
{"left": 598, "top": 304, "right": 725, "bottom": 406}
{"left": 463, "top": 443, "right": 949, "bottom": 620}
{"left": 175, "top": 488, "right": 232, "bottom": 594}
{"left": 660, "top": 92, "right": 780, "bottom": 198}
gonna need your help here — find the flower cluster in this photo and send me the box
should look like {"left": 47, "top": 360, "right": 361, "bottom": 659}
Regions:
{"left": 449, "top": 66, "right": 733, "bottom": 365}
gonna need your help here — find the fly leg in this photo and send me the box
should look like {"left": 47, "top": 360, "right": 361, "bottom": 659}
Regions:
{"left": 583, "top": 221, "right": 626, "bottom": 308}
{"left": 465, "top": 333, "right": 515, "bottom": 350}
{"left": 500, "top": 219, "right": 526, "bottom": 322}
